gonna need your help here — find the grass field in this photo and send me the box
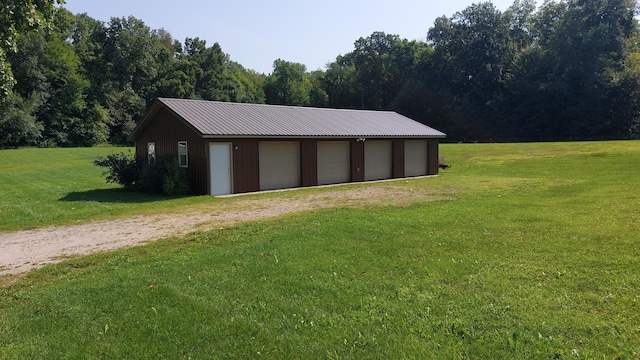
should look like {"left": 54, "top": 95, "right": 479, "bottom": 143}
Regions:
{"left": 1, "top": 141, "right": 639, "bottom": 358}
{"left": 0, "top": 147, "right": 222, "bottom": 232}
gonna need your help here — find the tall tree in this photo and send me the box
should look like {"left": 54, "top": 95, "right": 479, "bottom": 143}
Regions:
{"left": 6, "top": 8, "right": 109, "bottom": 147}
{"left": 308, "top": 70, "right": 329, "bottom": 107}
{"left": 507, "top": 0, "right": 639, "bottom": 140}
{"left": 325, "top": 32, "right": 433, "bottom": 112}
{"left": 428, "top": 2, "right": 518, "bottom": 139}
{"left": 70, "top": 13, "right": 106, "bottom": 98}
{"left": 504, "top": 0, "right": 537, "bottom": 48}
{"left": 97, "top": 16, "right": 172, "bottom": 143}
{"left": 324, "top": 55, "right": 358, "bottom": 109}
{"left": 350, "top": 32, "right": 401, "bottom": 109}
{"left": 264, "top": 59, "right": 312, "bottom": 106}
{"left": 182, "top": 37, "right": 229, "bottom": 101}
{"left": 223, "top": 61, "right": 266, "bottom": 104}
{"left": 0, "top": 94, "right": 42, "bottom": 147}
{"left": 0, "top": 0, "right": 64, "bottom": 97}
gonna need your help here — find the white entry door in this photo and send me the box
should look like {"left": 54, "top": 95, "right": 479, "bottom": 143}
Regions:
{"left": 209, "top": 143, "right": 232, "bottom": 195}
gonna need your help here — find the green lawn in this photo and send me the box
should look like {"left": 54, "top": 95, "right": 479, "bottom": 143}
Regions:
{"left": 0, "top": 147, "right": 217, "bottom": 232}
{"left": 1, "top": 141, "right": 639, "bottom": 358}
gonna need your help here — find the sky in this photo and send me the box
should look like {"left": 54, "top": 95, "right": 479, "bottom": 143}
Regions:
{"left": 61, "top": 0, "right": 517, "bottom": 74}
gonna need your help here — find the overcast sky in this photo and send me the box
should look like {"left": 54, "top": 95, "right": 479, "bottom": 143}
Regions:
{"left": 61, "top": 0, "right": 517, "bottom": 74}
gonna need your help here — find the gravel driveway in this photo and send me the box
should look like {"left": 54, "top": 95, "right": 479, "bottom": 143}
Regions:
{"left": 0, "top": 185, "right": 446, "bottom": 277}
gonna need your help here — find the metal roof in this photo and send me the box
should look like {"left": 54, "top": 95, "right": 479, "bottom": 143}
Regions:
{"left": 146, "top": 98, "right": 446, "bottom": 139}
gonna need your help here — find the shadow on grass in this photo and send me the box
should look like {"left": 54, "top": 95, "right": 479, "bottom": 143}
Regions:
{"left": 59, "top": 188, "right": 172, "bottom": 203}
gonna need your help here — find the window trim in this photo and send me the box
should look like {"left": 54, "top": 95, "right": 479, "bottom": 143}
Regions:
{"left": 147, "top": 142, "right": 156, "bottom": 166}
{"left": 178, "top": 141, "right": 188, "bottom": 168}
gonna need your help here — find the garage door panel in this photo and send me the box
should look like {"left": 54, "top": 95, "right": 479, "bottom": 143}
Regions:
{"left": 259, "top": 141, "right": 300, "bottom": 191}
{"left": 364, "top": 140, "right": 392, "bottom": 181}
{"left": 404, "top": 140, "right": 428, "bottom": 177}
{"left": 317, "top": 141, "right": 350, "bottom": 185}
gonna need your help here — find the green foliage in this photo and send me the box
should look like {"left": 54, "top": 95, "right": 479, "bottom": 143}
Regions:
{"left": 93, "top": 152, "right": 141, "bottom": 190}
{"left": 5, "top": 11, "right": 268, "bottom": 147}
{"left": 428, "top": 3, "right": 516, "bottom": 139}
{"left": 103, "top": 85, "right": 145, "bottom": 145}
{"left": 94, "top": 153, "right": 189, "bottom": 195}
{"left": 134, "top": 160, "right": 161, "bottom": 194}
{"left": 161, "top": 159, "right": 189, "bottom": 196}
{"left": 4, "top": 1, "right": 640, "bottom": 145}
{"left": 1, "top": 141, "right": 640, "bottom": 358}
{"left": 349, "top": 32, "right": 427, "bottom": 110}
{"left": 0, "top": 0, "right": 64, "bottom": 96}
{"left": 323, "top": 57, "right": 359, "bottom": 108}
{"left": 504, "top": 0, "right": 639, "bottom": 140}
{"left": 183, "top": 38, "right": 230, "bottom": 101}
{"left": 138, "top": 161, "right": 179, "bottom": 195}
{"left": 317, "top": 0, "right": 640, "bottom": 141}
{"left": 223, "top": 61, "right": 266, "bottom": 103}
{"left": 0, "top": 147, "right": 209, "bottom": 232}
{"left": 6, "top": 9, "right": 108, "bottom": 148}
{"left": 265, "top": 59, "right": 313, "bottom": 106}
{"left": 0, "top": 94, "right": 42, "bottom": 148}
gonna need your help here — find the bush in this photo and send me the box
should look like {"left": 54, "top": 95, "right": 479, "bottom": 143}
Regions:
{"left": 161, "top": 159, "right": 189, "bottom": 196}
{"left": 95, "top": 154, "right": 189, "bottom": 196}
{"left": 138, "top": 160, "right": 165, "bottom": 194}
{"left": 93, "top": 152, "right": 141, "bottom": 190}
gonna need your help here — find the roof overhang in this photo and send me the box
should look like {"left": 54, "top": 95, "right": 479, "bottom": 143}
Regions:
{"left": 201, "top": 135, "right": 446, "bottom": 139}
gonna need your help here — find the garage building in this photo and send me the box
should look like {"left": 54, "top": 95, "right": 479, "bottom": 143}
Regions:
{"left": 128, "top": 98, "right": 446, "bottom": 195}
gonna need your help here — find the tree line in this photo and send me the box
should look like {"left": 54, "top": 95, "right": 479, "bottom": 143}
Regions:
{"left": 1, "top": 0, "right": 639, "bottom": 147}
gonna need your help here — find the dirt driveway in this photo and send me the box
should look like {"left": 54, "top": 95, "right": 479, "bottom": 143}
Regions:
{"left": 0, "top": 184, "right": 447, "bottom": 277}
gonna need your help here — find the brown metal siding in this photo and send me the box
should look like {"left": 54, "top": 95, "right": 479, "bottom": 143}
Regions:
{"left": 135, "top": 141, "right": 145, "bottom": 161}
{"left": 134, "top": 107, "right": 208, "bottom": 195}
{"left": 427, "top": 139, "right": 440, "bottom": 175}
{"left": 393, "top": 139, "right": 404, "bottom": 178}
{"left": 350, "top": 140, "right": 365, "bottom": 182}
{"left": 301, "top": 139, "right": 318, "bottom": 187}
{"left": 135, "top": 116, "right": 441, "bottom": 196}
{"left": 230, "top": 139, "right": 260, "bottom": 194}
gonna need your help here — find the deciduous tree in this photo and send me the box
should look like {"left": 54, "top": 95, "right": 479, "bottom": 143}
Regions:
{"left": 265, "top": 59, "right": 312, "bottom": 106}
{"left": 0, "top": 0, "right": 63, "bottom": 97}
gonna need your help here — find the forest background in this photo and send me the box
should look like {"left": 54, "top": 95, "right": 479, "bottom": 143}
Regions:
{"left": 2, "top": 0, "right": 640, "bottom": 147}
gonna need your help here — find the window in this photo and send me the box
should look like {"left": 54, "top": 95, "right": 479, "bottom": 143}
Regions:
{"left": 147, "top": 142, "right": 156, "bottom": 166}
{"left": 178, "top": 141, "right": 188, "bottom": 168}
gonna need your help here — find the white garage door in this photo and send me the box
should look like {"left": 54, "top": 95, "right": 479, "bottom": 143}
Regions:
{"left": 259, "top": 141, "right": 300, "bottom": 191}
{"left": 404, "top": 140, "right": 428, "bottom": 177}
{"left": 317, "top": 141, "right": 350, "bottom": 185}
{"left": 364, "top": 140, "right": 392, "bottom": 181}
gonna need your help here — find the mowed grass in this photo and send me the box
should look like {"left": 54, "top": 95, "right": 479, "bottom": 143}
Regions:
{"left": 1, "top": 141, "right": 639, "bottom": 358}
{"left": 0, "top": 147, "right": 215, "bottom": 232}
